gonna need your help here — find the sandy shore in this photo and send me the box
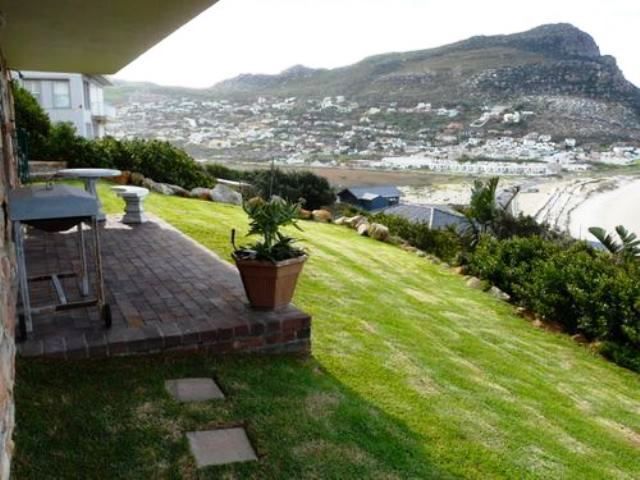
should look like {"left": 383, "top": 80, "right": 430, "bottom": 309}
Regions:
{"left": 569, "top": 178, "right": 640, "bottom": 240}
{"left": 399, "top": 173, "right": 637, "bottom": 239}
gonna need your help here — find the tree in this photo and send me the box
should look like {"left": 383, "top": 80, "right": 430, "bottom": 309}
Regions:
{"left": 467, "top": 176, "right": 501, "bottom": 233}
{"left": 461, "top": 177, "right": 502, "bottom": 248}
{"left": 11, "top": 82, "right": 51, "bottom": 160}
{"left": 588, "top": 225, "right": 640, "bottom": 263}
{"left": 252, "top": 168, "right": 335, "bottom": 210}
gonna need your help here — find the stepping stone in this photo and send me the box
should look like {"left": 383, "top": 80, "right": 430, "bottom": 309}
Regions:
{"left": 187, "top": 427, "right": 258, "bottom": 467}
{"left": 165, "top": 378, "right": 225, "bottom": 402}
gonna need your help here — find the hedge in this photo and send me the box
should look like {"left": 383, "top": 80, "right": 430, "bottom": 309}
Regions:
{"left": 370, "top": 213, "right": 462, "bottom": 263}
{"left": 466, "top": 235, "right": 640, "bottom": 369}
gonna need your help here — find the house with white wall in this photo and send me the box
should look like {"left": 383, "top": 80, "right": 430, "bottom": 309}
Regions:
{"left": 18, "top": 71, "right": 115, "bottom": 139}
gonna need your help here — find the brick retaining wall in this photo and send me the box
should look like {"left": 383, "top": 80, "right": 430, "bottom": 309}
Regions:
{"left": 0, "top": 51, "right": 17, "bottom": 480}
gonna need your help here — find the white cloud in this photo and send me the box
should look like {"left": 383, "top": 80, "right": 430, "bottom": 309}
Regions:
{"left": 114, "top": 0, "right": 640, "bottom": 88}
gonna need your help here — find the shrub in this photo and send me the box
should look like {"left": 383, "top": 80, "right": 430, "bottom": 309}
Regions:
{"left": 123, "top": 139, "right": 213, "bottom": 190}
{"left": 204, "top": 163, "right": 253, "bottom": 182}
{"left": 371, "top": 213, "right": 462, "bottom": 263}
{"left": 466, "top": 236, "right": 558, "bottom": 295}
{"left": 12, "top": 82, "right": 51, "bottom": 160}
{"left": 46, "top": 123, "right": 114, "bottom": 168}
{"left": 466, "top": 236, "right": 640, "bottom": 359}
{"left": 492, "top": 211, "right": 559, "bottom": 240}
{"left": 252, "top": 168, "right": 335, "bottom": 210}
{"left": 44, "top": 128, "right": 213, "bottom": 190}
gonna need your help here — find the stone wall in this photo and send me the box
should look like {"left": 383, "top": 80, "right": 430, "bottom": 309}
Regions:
{"left": 0, "top": 48, "right": 17, "bottom": 480}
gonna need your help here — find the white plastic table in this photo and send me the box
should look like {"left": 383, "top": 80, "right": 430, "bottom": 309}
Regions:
{"left": 56, "top": 168, "right": 121, "bottom": 221}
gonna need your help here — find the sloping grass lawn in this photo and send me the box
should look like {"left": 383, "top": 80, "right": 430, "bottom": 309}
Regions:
{"left": 14, "top": 185, "right": 640, "bottom": 479}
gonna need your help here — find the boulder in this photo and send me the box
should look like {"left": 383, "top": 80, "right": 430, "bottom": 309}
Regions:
{"left": 353, "top": 216, "right": 368, "bottom": 229}
{"left": 312, "top": 209, "right": 332, "bottom": 222}
{"left": 166, "top": 184, "right": 190, "bottom": 197}
{"left": 345, "top": 215, "right": 366, "bottom": 229}
{"left": 299, "top": 209, "right": 312, "bottom": 220}
{"left": 190, "top": 187, "right": 212, "bottom": 200}
{"left": 211, "top": 183, "right": 242, "bottom": 205}
{"left": 489, "top": 286, "right": 511, "bottom": 301}
{"left": 130, "top": 172, "right": 145, "bottom": 186}
{"left": 357, "top": 223, "right": 369, "bottom": 236}
{"left": 368, "top": 223, "right": 389, "bottom": 242}
{"left": 142, "top": 177, "right": 174, "bottom": 195}
{"left": 466, "top": 276, "right": 483, "bottom": 289}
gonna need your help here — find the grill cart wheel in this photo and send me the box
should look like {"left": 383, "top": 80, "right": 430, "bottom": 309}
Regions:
{"left": 101, "top": 304, "right": 112, "bottom": 328}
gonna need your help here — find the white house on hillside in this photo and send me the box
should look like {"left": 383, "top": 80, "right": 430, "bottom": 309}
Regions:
{"left": 17, "top": 71, "right": 115, "bottom": 139}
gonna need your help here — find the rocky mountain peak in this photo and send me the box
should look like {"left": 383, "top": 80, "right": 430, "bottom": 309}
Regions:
{"left": 518, "top": 23, "right": 601, "bottom": 58}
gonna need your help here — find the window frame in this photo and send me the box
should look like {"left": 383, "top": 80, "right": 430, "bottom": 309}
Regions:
{"left": 51, "top": 80, "right": 71, "bottom": 109}
{"left": 23, "top": 80, "right": 42, "bottom": 104}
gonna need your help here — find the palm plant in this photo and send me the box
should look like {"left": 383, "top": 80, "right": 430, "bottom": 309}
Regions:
{"left": 232, "top": 196, "right": 305, "bottom": 262}
{"left": 467, "top": 177, "right": 500, "bottom": 232}
{"left": 588, "top": 225, "right": 640, "bottom": 262}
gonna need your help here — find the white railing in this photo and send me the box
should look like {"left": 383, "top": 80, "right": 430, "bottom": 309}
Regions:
{"left": 91, "top": 102, "right": 116, "bottom": 119}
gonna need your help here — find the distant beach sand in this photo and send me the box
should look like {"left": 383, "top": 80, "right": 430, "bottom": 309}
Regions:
{"left": 569, "top": 178, "right": 640, "bottom": 240}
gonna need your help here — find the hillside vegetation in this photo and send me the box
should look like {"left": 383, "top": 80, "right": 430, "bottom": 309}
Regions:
{"left": 14, "top": 185, "right": 640, "bottom": 479}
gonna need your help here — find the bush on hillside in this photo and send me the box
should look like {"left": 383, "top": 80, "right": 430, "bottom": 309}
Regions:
{"left": 122, "top": 139, "right": 214, "bottom": 190}
{"left": 204, "top": 163, "right": 253, "bottom": 182}
{"left": 371, "top": 213, "right": 462, "bottom": 263}
{"left": 12, "top": 82, "right": 51, "bottom": 160}
{"left": 491, "top": 210, "right": 560, "bottom": 241}
{"left": 466, "top": 235, "right": 640, "bottom": 363}
{"left": 252, "top": 168, "right": 335, "bottom": 210}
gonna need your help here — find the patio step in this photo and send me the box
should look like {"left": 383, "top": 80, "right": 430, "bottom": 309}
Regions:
{"left": 17, "top": 308, "right": 311, "bottom": 359}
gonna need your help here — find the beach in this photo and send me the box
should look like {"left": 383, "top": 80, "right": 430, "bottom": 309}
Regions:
{"left": 569, "top": 178, "right": 640, "bottom": 240}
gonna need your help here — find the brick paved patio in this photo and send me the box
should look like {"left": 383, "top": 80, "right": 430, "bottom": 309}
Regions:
{"left": 17, "top": 214, "right": 311, "bottom": 358}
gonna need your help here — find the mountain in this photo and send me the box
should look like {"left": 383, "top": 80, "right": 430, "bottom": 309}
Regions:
{"left": 210, "top": 24, "right": 639, "bottom": 109}
{"left": 108, "top": 24, "right": 640, "bottom": 142}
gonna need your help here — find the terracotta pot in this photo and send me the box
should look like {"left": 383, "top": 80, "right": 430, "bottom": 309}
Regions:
{"left": 112, "top": 170, "right": 131, "bottom": 185}
{"left": 233, "top": 254, "right": 307, "bottom": 310}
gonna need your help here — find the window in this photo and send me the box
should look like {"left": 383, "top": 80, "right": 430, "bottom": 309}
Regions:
{"left": 52, "top": 80, "right": 71, "bottom": 108}
{"left": 23, "top": 80, "right": 42, "bottom": 103}
{"left": 83, "top": 81, "right": 91, "bottom": 109}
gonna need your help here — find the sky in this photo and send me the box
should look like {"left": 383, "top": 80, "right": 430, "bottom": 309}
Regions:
{"left": 115, "top": 0, "right": 640, "bottom": 89}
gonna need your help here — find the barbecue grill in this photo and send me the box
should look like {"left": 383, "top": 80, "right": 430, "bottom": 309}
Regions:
{"left": 8, "top": 184, "right": 112, "bottom": 339}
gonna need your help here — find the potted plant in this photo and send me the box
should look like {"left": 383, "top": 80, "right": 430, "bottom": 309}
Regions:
{"left": 232, "top": 196, "right": 307, "bottom": 310}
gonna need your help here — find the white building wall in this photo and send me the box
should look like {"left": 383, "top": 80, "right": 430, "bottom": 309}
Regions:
{"left": 17, "top": 71, "right": 113, "bottom": 139}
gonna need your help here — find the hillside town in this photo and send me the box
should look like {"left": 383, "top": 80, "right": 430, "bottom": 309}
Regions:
{"left": 108, "top": 94, "right": 640, "bottom": 176}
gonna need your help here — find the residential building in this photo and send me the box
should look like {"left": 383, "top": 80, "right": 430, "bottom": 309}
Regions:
{"left": 18, "top": 71, "right": 114, "bottom": 138}
{"left": 0, "top": 1, "right": 220, "bottom": 477}
{"left": 338, "top": 185, "right": 402, "bottom": 211}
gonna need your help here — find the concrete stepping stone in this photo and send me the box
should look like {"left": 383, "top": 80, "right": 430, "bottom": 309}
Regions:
{"left": 165, "top": 377, "right": 225, "bottom": 402}
{"left": 187, "top": 427, "right": 258, "bottom": 467}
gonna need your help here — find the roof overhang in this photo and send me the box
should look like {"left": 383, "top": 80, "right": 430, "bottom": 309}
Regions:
{"left": 0, "top": 0, "right": 219, "bottom": 74}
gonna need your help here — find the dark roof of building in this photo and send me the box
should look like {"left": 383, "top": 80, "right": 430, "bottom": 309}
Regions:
{"left": 339, "top": 185, "right": 402, "bottom": 200}
{"left": 382, "top": 204, "right": 467, "bottom": 229}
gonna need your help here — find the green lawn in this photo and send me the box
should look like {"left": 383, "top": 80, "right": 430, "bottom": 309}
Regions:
{"left": 14, "top": 184, "right": 640, "bottom": 479}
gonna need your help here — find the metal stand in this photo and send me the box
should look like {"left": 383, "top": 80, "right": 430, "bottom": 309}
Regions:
{"left": 84, "top": 178, "right": 106, "bottom": 222}
{"left": 14, "top": 216, "right": 111, "bottom": 339}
